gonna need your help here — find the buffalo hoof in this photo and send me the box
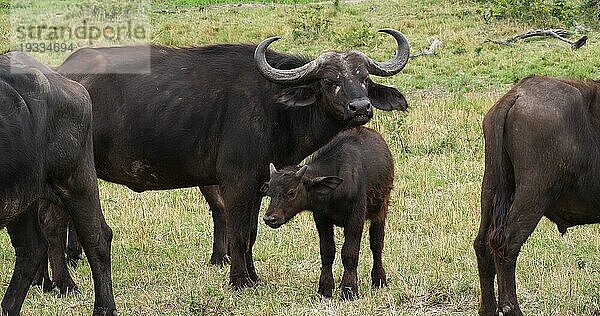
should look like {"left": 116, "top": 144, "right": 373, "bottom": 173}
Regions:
{"left": 229, "top": 275, "right": 257, "bottom": 289}
{"left": 498, "top": 304, "right": 523, "bottom": 316}
{"left": 248, "top": 269, "right": 260, "bottom": 284}
{"left": 32, "top": 276, "right": 54, "bottom": 293}
{"left": 1, "top": 307, "right": 18, "bottom": 316}
{"left": 317, "top": 286, "right": 333, "bottom": 298}
{"left": 478, "top": 305, "right": 499, "bottom": 316}
{"left": 371, "top": 267, "right": 387, "bottom": 288}
{"left": 55, "top": 280, "right": 79, "bottom": 296}
{"left": 209, "top": 254, "right": 230, "bottom": 266}
{"left": 66, "top": 251, "right": 84, "bottom": 269}
{"left": 318, "top": 275, "right": 334, "bottom": 298}
{"left": 371, "top": 276, "right": 387, "bottom": 288}
{"left": 92, "top": 307, "right": 118, "bottom": 316}
{"left": 340, "top": 286, "right": 358, "bottom": 300}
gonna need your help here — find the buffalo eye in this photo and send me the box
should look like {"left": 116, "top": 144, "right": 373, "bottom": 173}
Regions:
{"left": 286, "top": 189, "right": 297, "bottom": 199}
{"left": 323, "top": 79, "right": 339, "bottom": 89}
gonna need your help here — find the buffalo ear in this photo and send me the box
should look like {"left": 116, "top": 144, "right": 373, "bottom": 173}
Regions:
{"left": 260, "top": 182, "right": 270, "bottom": 196}
{"left": 307, "top": 176, "right": 343, "bottom": 195}
{"left": 275, "top": 85, "right": 317, "bottom": 108}
{"left": 368, "top": 81, "right": 408, "bottom": 111}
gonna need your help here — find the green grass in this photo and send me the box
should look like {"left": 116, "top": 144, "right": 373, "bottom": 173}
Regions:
{"left": 2, "top": 0, "right": 600, "bottom": 315}
{"left": 156, "top": 0, "right": 319, "bottom": 5}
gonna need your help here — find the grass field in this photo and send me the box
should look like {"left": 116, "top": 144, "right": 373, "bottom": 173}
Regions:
{"left": 2, "top": 0, "right": 600, "bottom": 315}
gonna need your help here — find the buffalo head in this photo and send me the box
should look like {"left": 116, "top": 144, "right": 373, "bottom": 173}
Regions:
{"left": 262, "top": 163, "right": 343, "bottom": 229}
{"left": 255, "top": 29, "right": 410, "bottom": 127}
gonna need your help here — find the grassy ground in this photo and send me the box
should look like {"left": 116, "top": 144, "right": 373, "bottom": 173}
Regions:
{"left": 155, "top": 0, "right": 319, "bottom": 5}
{"left": 1, "top": 0, "right": 600, "bottom": 315}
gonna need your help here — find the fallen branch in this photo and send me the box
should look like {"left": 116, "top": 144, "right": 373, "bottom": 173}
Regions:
{"left": 410, "top": 38, "right": 442, "bottom": 58}
{"left": 488, "top": 29, "right": 587, "bottom": 49}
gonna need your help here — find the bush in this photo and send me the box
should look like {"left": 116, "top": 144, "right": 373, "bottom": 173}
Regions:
{"left": 475, "top": 0, "right": 597, "bottom": 26}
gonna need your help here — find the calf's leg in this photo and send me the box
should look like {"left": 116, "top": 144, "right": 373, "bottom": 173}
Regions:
{"left": 313, "top": 213, "right": 335, "bottom": 297}
{"left": 200, "top": 185, "right": 229, "bottom": 266}
{"left": 340, "top": 205, "right": 366, "bottom": 300}
{"left": 1, "top": 204, "right": 48, "bottom": 315}
{"left": 369, "top": 216, "right": 386, "bottom": 288}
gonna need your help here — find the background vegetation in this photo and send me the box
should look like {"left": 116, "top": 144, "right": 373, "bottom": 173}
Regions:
{"left": 474, "top": 0, "right": 598, "bottom": 25}
{"left": 1, "top": 0, "right": 600, "bottom": 315}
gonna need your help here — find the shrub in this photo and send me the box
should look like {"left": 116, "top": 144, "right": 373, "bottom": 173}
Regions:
{"left": 474, "top": 0, "right": 597, "bottom": 26}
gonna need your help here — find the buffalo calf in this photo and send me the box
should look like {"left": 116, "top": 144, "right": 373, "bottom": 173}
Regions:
{"left": 0, "top": 52, "right": 115, "bottom": 315}
{"left": 263, "top": 127, "right": 393, "bottom": 299}
{"left": 476, "top": 76, "right": 600, "bottom": 315}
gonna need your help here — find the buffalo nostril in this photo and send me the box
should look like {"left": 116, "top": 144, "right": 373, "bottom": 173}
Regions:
{"left": 348, "top": 99, "right": 371, "bottom": 113}
{"left": 263, "top": 215, "right": 277, "bottom": 224}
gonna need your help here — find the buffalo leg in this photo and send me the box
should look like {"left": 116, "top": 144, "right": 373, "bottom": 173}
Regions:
{"left": 32, "top": 201, "right": 53, "bottom": 292}
{"left": 474, "top": 186, "right": 498, "bottom": 316}
{"left": 44, "top": 204, "right": 78, "bottom": 295}
{"left": 314, "top": 213, "right": 335, "bottom": 298}
{"left": 245, "top": 196, "right": 263, "bottom": 283}
{"left": 53, "top": 159, "right": 116, "bottom": 315}
{"left": 340, "top": 204, "right": 366, "bottom": 300}
{"left": 1, "top": 204, "right": 48, "bottom": 315}
{"left": 31, "top": 252, "right": 53, "bottom": 292}
{"left": 66, "top": 221, "right": 83, "bottom": 268}
{"left": 199, "top": 185, "right": 229, "bottom": 266}
{"left": 495, "top": 188, "right": 554, "bottom": 316}
{"left": 369, "top": 215, "right": 387, "bottom": 288}
{"left": 221, "top": 182, "right": 261, "bottom": 288}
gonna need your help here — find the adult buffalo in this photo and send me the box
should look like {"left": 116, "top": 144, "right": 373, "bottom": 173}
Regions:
{"left": 0, "top": 52, "right": 115, "bottom": 315}
{"left": 475, "top": 76, "right": 600, "bottom": 315}
{"left": 56, "top": 29, "right": 410, "bottom": 287}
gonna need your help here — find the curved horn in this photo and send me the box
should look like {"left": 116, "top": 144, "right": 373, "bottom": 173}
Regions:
{"left": 295, "top": 165, "right": 308, "bottom": 179}
{"left": 366, "top": 29, "right": 410, "bottom": 77}
{"left": 254, "top": 36, "right": 320, "bottom": 84}
{"left": 269, "top": 163, "right": 277, "bottom": 176}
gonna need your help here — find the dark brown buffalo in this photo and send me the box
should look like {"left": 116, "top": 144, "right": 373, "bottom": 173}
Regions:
{"left": 50, "top": 30, "right": 410, "bottom": 288}
{"left": 263, "top": 127, "right": 393, "bottom": 299}
{"left": 0, "top": 52, "right": 115, "bottom": 315}
{"left": 475, "top": 76, "right": 600, "bottom": 315}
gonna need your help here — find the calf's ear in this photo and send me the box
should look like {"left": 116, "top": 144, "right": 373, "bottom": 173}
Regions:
{"left": 368, "top": 81, "right": 408, "bottom": 111}
{"left": 307, "top": 176, "right": 343, "bottom": 195}
{"left": 275, "top": 85, "right": 317, "bottom": 108}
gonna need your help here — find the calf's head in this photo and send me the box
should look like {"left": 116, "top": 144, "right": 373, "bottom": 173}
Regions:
{"left": 255, "top": 29, "right": 410, "bottom": 127}
{"left": 262, "top": 163, "right": 343, "bottom": 229}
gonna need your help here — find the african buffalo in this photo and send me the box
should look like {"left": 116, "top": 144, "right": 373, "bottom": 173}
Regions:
{"left": 263, "top": 126, "right": 393, "bottom": 299}
{"left": 0, "top": 52, "right": 115, "bottom": 315}
{"left": 53, "top": 29, "right": 409, "bottom": 287}
{"left": 475, "top": 76, "right": 600, "bottom": 315}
